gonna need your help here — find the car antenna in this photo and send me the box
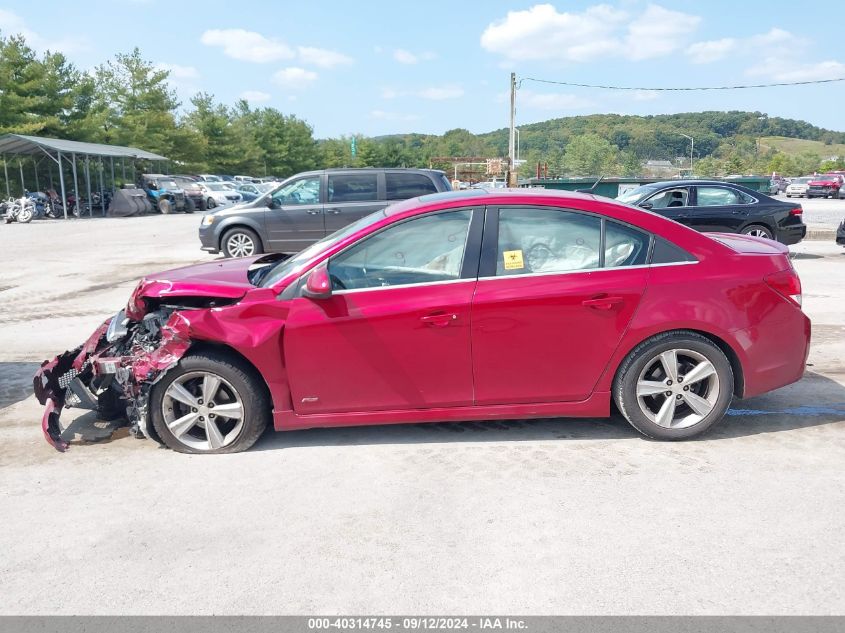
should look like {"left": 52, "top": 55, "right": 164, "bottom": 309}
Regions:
{"left": 575, "top": 175, "right": 603, "bottom": 194}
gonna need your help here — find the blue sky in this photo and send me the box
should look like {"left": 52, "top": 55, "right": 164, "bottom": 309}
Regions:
{"left": 2, "top": 1, "right": 844, "bottom": 137}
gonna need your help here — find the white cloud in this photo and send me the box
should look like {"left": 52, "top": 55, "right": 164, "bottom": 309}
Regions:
{"left": 747, "top": 58, "right": 845, "bottom": 82}
{"left": 273, "top": 67, "right": 318, "bottom": 88}
{"left": 686, "top": 28, "right": 795, "bottom": 64}
{"left": 514, "top": 90, "right": 593, "bottom": 110}
{"left": 480, "top": 3, "right": 699, "bottom": 63}
{"left": 382, "top": 85, "right": 464, "bottom": 100}
{"left": 392, "top": 48, "right": 436, "bottom": 64}
{"left": 297, "top": 46, "right": 353, "bottom": 68}
{"left": 632, "top": 90, "right": 660, "bottom": 101}
{"left": 155, "top": 63, "right": 200, "bottom": 81}
{"left": 240, "top": 90, "right": 272, "bottom": 103}
{"left": 625, "top": 4, "right": 701, "bottom": 61}
{"left": 687, "top": 38, "right": 737, "bottom": 64}
{"left": 201, "top": 28, "right": 293, "bottom": 63}
{"left": 0, "top": 8, "right": 90, "bottom": 55}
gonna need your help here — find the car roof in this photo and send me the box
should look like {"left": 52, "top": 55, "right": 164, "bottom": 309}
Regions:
{"left": 385, "top": 187, "right": 601, "bottom": 215}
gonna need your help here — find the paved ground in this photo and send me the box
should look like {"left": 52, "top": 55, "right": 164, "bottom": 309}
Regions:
{"left": 0, "top": 211, "right": 843, "bottom": 615}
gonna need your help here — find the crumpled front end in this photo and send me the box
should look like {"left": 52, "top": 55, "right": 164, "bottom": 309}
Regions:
{"left": 33, "top": 308, "right": 192, "bottom": 451}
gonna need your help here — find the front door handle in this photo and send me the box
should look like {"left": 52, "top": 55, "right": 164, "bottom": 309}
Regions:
{"left": 582, "top": 295, "right": 623, "bottom": 310}
{"left": 421, "top": 313, "right": 458, "bottom": 327}
{"left": 326, "top": 207, "right": 342, "bottom": 215}
{"left": 306, "top": 209, "right": 322, "bottom": 215}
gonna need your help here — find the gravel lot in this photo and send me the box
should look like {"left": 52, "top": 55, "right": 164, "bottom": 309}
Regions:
{"left": 0, "top": 207, "right": 843, "bottom": 615}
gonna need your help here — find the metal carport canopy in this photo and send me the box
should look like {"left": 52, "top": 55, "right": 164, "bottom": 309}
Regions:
{"left": 0, "top": 134, "right": 167, "bottom": 219}
{"left": 0, "top": 134, "right": 167, "bottom": 160}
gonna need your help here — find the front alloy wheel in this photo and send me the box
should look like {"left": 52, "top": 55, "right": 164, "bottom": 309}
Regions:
{"left": 150, "top": 352, "right": 270, "bottom": 453}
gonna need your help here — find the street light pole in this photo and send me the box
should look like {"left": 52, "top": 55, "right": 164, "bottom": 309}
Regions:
{"left": 507, "top": 72, "right": 516, "bottom": 187}
{"left": 679, "top": 133, "right": 694, "bottom": 174}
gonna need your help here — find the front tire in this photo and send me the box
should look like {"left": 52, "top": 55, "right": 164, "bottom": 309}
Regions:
{"left": 613, "top": 331, "right": 734, "bottom": 440}
{"left": 159, "top": 198, "right": 173, "bottom": 215}
{"left": 222, "top": 227, "right": 263, "bottom": 258}
{"left": 207, "top": 197, "right": 217, "bottom": 209}
{"left": 150, "top": 351, "right": 270, "bottom": 454}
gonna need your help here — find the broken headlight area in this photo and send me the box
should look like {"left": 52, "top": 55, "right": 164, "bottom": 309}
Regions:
{"left": 33, "top": 307, "right": 193, "bottom": 452}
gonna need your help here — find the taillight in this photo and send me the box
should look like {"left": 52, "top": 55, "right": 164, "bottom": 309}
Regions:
{"left": 765, "top": 270, "right": 802, "bottom": 307}
{"left": 789, "top": 207, "right": 803, "bottom": 216}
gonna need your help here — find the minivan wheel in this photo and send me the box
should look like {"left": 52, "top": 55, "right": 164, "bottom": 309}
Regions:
{"left": 150, "top": 352, "right": 270, "bottom": 454}
{"left": 613, "top": 331, "right": 734, "bottom": 440}
{"left": 741, "top": 224, "right": 773, "bottom": 240}
{"left": 222, "top": 227, "right": 263, "bottom": 258}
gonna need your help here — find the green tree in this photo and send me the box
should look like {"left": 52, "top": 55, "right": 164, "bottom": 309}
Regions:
{"left": 561, "top": 134, "right": 617, "bottom": 176}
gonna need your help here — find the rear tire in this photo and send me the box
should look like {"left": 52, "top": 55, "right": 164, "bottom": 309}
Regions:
{"left": 741, "top": 224, "right": 773, "bottom": 240}
{"left": 207, "top": 197, "right": 217, "bottom": 209}
{"left": 613, "top": 331, "right": 734, "bottom": 440}
{"left": 150, "top": 351, "right": 270, "bottom": 454}
{"left": 222, "top": 227, "right": 263, "bottom": 258}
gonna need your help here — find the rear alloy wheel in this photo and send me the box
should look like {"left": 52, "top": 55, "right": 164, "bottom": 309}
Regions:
{"left": 207, "top": 197, "right": 217, "bottom": 209}
{"left": 222, "top": 227, "right": 263, "bottom": 258}
{"left": 159, "top": 198, "right": 173, "bottom": 215}
{"left": 150, "top": 352, "right": 270, "bottom": 454}
{"left": 741, "top": 224, "right": 773, "bottom": 240}
{"left": 614, "top": 331, "right": 734, "bottom": 440}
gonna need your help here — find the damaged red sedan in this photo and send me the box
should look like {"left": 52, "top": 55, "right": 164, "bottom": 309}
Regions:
{"left": 34, "top": 189, "right": 810, "bottom": 453}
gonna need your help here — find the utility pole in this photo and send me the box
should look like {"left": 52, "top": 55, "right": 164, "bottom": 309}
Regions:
{"left": 507, "top": 72, "right": 516, "bottom": 187}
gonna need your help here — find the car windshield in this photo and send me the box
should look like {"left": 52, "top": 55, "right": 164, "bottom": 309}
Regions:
{"left": 793, "top": 177, "right": 812, "bottom": 184}
{"left": 258, "top": 210, "right": 388, "bottom": 288}
{"left": 206, "top": 183, "right": 226, "bottom": 191}
{"left": 158, "top": 180, "right": 178, "bottom": 189}
{"left": 616, "top": 185, "right": 659, "bottom": 204}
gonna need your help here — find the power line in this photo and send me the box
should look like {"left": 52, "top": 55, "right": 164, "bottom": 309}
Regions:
{"left": 517, "top": 76, "right": 845, "bottom": 91}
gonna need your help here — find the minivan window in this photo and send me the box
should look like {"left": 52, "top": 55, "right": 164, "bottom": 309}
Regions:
{"left": 386, "top": 173, "right": 438, "bottom": 199}
{"left": 328, "top": 174, "right": 378, "bottom": 203}
{"left": 272, "top": 177, "right": 321, "bottom": 206}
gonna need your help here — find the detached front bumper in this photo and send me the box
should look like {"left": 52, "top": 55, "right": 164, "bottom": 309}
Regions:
{"left": 33, "top": 312, "right": 192, "bottom": 452}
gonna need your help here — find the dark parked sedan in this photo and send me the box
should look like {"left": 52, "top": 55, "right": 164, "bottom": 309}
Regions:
{"left": 617, "top": 180, "right": 806, "bottom": 245}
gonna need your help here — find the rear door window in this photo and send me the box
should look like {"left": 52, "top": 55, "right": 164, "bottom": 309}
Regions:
{"left": 645, "top": 188, "right": 690, "bottom": 208}
{"left": 328, "top": 174, "right": 379, "bottom": 203}
{"left": 695, "top": 186, "right": 744, "bottom": 207}
{"left": 386, "top": 173, "right": 439, "bottom": 200}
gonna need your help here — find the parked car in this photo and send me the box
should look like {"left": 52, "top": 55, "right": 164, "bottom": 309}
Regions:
{"left": 198, "top": 174, "right": 222, "bottom": 183}
{"left": 199, "top": 168, "right": 452, "bottom": 258}
{"left": 769, "top": 176, "right": 788, "bottom": 195}
{"left": 232, "top": 182, "right": 275, "bottom": 203}
{"left": 785, "top": 176, "right": 814, "bottom": 198}
{"left": 199, "top": 182, "right": 243, "bottom": 209}
{"left": 139, "top": 174, "right": 188, "bottom": 214}
{"left": 616, "top": 180, "right": 806, "bottom": 245}
{"left": 34, "top": 189, "right": 810, "bottom": 454}
{"left": 837, "top": 215, "right": 845, "bottom": 247}
{"left": 233, "top": 175, "right": 260, "bottom": 183}
{"left": 806, "top": 174, "right": 844, "bottom": 199}
{"left": 171, "top": 176, "right": 207, "bottom": 211}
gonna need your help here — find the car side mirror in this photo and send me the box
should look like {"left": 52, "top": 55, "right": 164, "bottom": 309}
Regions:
{"left": 638, "top": 202, "right": 653, "bottom": 210}
{"left": 265, "top": 197, "right": 276, "bottom": 208}
{"left": 303, "top": 264, "right": 332, "bottom": 299}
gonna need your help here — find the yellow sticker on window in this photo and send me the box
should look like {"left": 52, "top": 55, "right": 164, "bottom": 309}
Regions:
{"left": 503, "top": 249, "right": 524, "bottom": 270}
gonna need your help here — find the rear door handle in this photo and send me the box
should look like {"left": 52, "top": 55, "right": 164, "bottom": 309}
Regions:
{"left": 326, "top": 207, "right": 342, "bottom": 215}
{"left": 421, "top": 313, "right": 458, "bottom": 327}
{"left": 582, "top": 295, "right": 623, "bottom": 310}
{"left": 305, "top": 209, "right": 322, "bottom": 215}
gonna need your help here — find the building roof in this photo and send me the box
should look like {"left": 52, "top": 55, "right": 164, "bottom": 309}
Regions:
{"left": 0, "top": 134, "right": 167, "bottom": 161}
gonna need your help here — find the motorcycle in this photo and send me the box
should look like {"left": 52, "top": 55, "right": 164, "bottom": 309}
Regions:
{"left": 2, "top": 194, "right": 36, "bottom": 224}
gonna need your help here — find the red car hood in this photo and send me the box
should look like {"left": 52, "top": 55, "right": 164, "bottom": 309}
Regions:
{"left": 125, "top": 254, "right": 283, "bottom": 319}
